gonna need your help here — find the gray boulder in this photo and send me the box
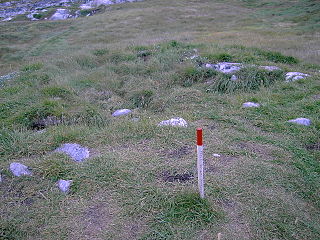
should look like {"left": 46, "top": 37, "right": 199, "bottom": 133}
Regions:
{"left": 9, "top": 162, "right": 32, "bottom": 177}
{"left": 112, "top": 109, "right": 132, "bottom": 117}
{"left": 288, "top": 118, "right": 311, "bottom": 126}
{"left": 55, "top": 143, "right": 90, "bottom": 162}
{"left": 158, "top": 117, "right": 188, "bottom": 127}
{"left": 57, "top": 179, "right": 72, "bottom": 193}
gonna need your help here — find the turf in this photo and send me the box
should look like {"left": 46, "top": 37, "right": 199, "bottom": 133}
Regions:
{"left": 0, "top": 0, "right": 319, "bottom": 239}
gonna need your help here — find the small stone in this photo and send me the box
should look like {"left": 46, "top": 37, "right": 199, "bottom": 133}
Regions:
{"left": 2, "top": 17, "right": 13, "bottom": 22}
{"left": 112, "top": 109, "right": 132, "bottom": 117}
{"left": 285, "top": 72, "right": 310, "bottom": 82}
{"left": 205, "top": 62, "right": 242, "bottom": 74}
{"left": 158, "top": 117, "right": 188, "bottom": 127}
{"left": 231, "top": 75, "right": 238, "bottom": 81}
{"left": 288, "top": 118, "right": 311, "bottom": 126}
{"left": 50, "top": 9, "right": 70, "bottom": 20}
{"left": 0, "top": 174, "right": 2, "bottom": 182}
{"left": 55, "top": 143, "right": 90, "bottom": 162}
{"left": 242, "top": 102, "right": 260, "bottom": 108}
{"left": 260, "top": 66, "right": 281, "bottom": 71}
{"left": 213, "top": 154, "right": 221, "bottom": 157}
{"left": 9, "top": 162, "right": 32, "bottom": 177}
{"left": 132, "top": 117, "right": 140, "bottom": 122}
{"left": 57, "top": 179, "right": 72, "bottom": 193}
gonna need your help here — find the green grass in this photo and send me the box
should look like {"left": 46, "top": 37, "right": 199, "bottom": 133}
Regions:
{"left": 0, "top": 0, "right": 320, "bottom": 239}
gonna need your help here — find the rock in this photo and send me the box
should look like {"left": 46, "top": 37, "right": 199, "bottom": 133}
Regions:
{"left": 205, "top": 62, "right": 242, "bottom": 74}
{"left": 132, "top": 117, "right": 140, "bottom": 122}
{"left": 81, "top": 0, "right": 137, "bottom": 9}
{"left": 288, "top": 118, "right": 311, "bottom": 126}
{"left": 57, "top": 179, "right": 72, "bottom": 193}
{"left": 260, "top": 66, "right": 281, "bottom": 71}
{"left": 50, "top": 9, "right": 70, "bottom": 20}
{"left": 0, "top": 174, "right": 2, "bottom": 183}
{"left": 158, "top": 117, "right": 188, "bottom": 127}
{"left": 112, "top": 109, "right": 132, "bottom": 117}
{"left": 9, "top": 162, "right": 32, "bottom": 177}
{"left": 0, "top": 71, "right": 19, "bottom": 85}
{"left": 285, "top": 72, "right": 310, "bottom": 82}
{"left": 242, "top": 102, "right": 260, "bottom": 108}
{"left": 55, "top": 143, "right": 90, "bottom": 162}
{"left": 213, "top": 154, "right": 221, "bottom": 157}
{"left": 2, "top": 17, "right": 13, "bottom": 22}
{"left": 231, "top": 75, "right": 238, "bottom": 81}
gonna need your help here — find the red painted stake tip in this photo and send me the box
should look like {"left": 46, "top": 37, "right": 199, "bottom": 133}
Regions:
{"left": 197, "top": 128, "right": 203, "bottom": 146}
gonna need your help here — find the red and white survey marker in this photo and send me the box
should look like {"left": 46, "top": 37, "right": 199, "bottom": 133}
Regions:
{"left": 197, "top": 128, "right": 205, "bottom": 198}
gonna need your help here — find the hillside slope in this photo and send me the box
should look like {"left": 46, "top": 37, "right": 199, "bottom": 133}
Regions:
{"left": 0, "top": 0, "right": 319, "bottom": 239}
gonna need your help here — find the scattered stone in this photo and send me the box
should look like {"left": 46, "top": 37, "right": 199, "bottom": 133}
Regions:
{"left": 132, "top": 117, "right": 140, "bottom": 122}
{"left": 230, "top": 75, "right": 238, "bottom": 81}
{"left": 260, "top": 66, "right": 281, "bottom": 71}
{"left": 158, "top": 117, "right": 188, "bottom": 127}
{"left": 9, "top": 162, "right": 32, "bottom": 177}
{"left": 213, "top": 154, "right": 221, "bottom": 157}
{"left": 285, "top": 72, "right": 310, "bottom": 82}
{"left": 55, "top": 143, "right": 90, "bottom": 162}
{"left": 288, "top": 118, "right": 311, "bottom": 126}
{"left": 50, "top": 9, "right": 71, "bottom": 20}
{"left": 0, "top": 71, "right": 19, "bottom": 85}
{"left": 205, "top": 62, "right": 242, "bottom": 74}
{"left": 112, "top": 109, "right": 132, "bottom": 117}
{"left": 57, "top": 179, "right": 72, "bottom": 193}
{"left": 242, "top": 102, "right": 260, "bottom": 108}
{"left": 2, "top": 17, "right": 13, "bottom": 22}
{"left": 0, "top": 174, "right": 2, "bottom": 183}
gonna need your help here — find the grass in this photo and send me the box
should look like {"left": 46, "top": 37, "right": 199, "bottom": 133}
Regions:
{"left": 0, "top": 0, "right": 320, "bottom": 239}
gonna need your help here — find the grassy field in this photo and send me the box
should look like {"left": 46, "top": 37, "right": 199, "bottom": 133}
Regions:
{"left": 0, "top": 0, "right": 319, "bottom": 239}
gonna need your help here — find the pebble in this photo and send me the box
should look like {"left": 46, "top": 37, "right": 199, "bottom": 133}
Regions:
{"left": 112, "top": 109, "right": 132, "bottom": 117}
{"left": 231, "top": 75, "right": 238, "bottom": 81}
{"left": 242, "top": 102, "right": 260, "bottom": 108}
{"left": 57, "top": 179, "right": 72, "bottom": 193}
{"left": 158, "top": 117, "right": 188, "bottom": 127}
{"left": 55, "top": 143, "right": 90, "bottom": 162}
{"left": 213, "top": 154, "right": 221, "bottom": 157}
{"left": 288, "top": 118, "right": 311, "bottom": 126}
{"left": 9, "top": 162, "right": 32, "bottom": 177}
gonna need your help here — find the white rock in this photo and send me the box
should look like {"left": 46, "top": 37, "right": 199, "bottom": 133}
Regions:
{"left": 0, "top": 174, "right": 2, "bottom": 182}
{"left": 2, "top": 17, "right": 13, "bottom": 22}
{"left": 205, "top": 62, "right": 242, "bottom": 74}
{"left": 231, "top": 75, "right": 238, "bottom": 81}
{"left": 50, "top": 9, "right": 70, "bottom": 20}
{"left": 242, "top": 102, "right": 260, "bottom": 108}
{"left": 57, "top": 179, "right": 72, "bottom": 193}
{"left": 288, "top": 118, "right": 311, "bottom": 126}
{"left": 213, "top": 154, "right": 221, "bottom": 157}
{"left": 112, "top": 109, "right": 132, "bottom": 117}
{"left": 260, "top": 66, "right": 281, "bottom": 71}
{"left": 285, "top": 72, "right": 310, "bottom": 82}
{"left": 9, "top": 162, "right": 32, "bottom": 177}
{"left": 158, "top": 117, "right": 188, "bottom": 127}
{"left": 55, "top": 143, "right": 90, "bottom": 162}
